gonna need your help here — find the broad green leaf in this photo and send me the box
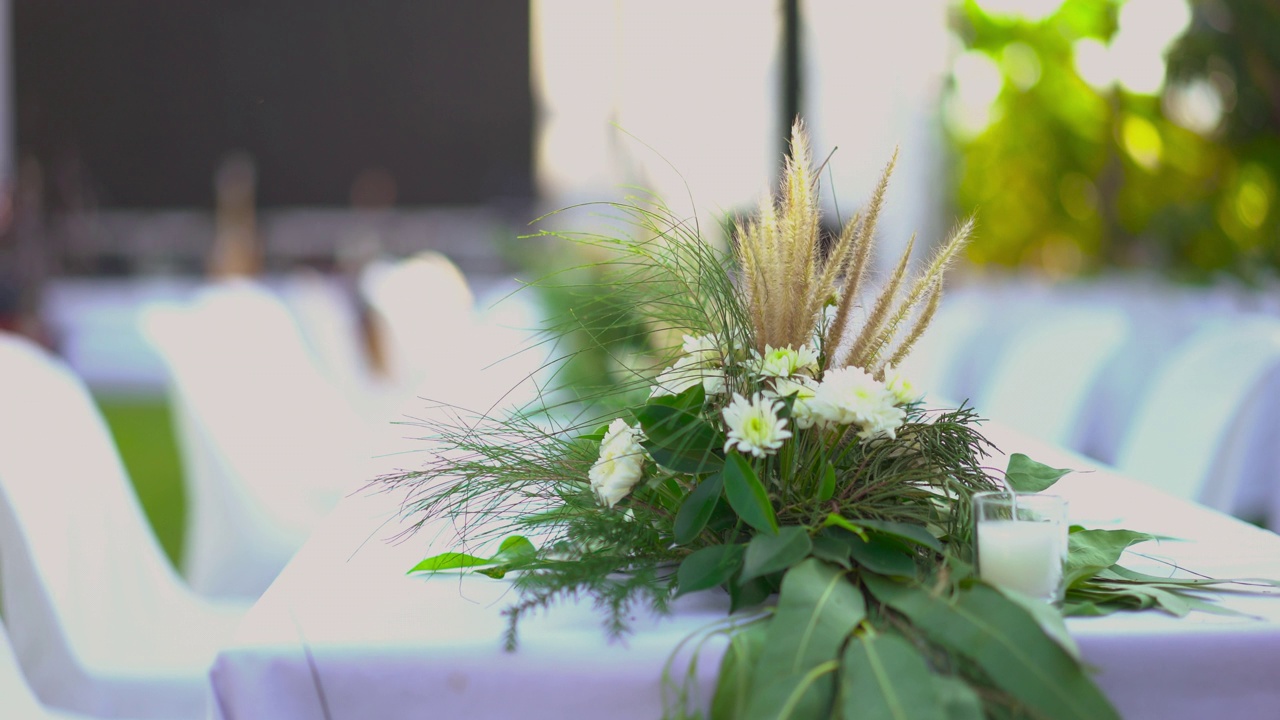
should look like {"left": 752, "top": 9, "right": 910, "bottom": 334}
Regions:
{"left": 741, "top": 526, "right": 812, "bottom": 582}
{"left": 990, "top": 585, "right": 1081, "bottom": 659}
{"left": 1102, "top": 564, "right": 1280, "bottom": 588}
{"left": 745, "top": 559, "right": 865, "bottom": 720}
{"left": 674, "top": 473, "right": 724, "bottom": 545}
{"left": 649, "top": 381, "right": 707, "bottom": 413}
{"left": 841, "top": 632, "right": 944, "bottom": 720}
{"left": 723, "top": 452, "right": 779, "bottom": 534}
{"left": 711, "top": 621, "right": 769, "bottom": 720}
{"left": 817, "top": 462, "right": 837, "bottom": 502}
{"left": 743, "top": 662, "right": 840, "bottom": 720}
{"left": 728, "top": 572, "right": 774, "bottom": 613}
{"left": 634, "top": 391, "right": 724, "bottom": 474}
{"left": 1065, "top": 529, "right": 1154, "bottom": 586}
{"left": 856, "top": 519, "right": 944, "bottom": 553}
{"left": 676, "top": 544, "right": 745, "bottom": 597}
{"left": 865, "top": 574, "right": 1120, "bottom": 720}
{"left": 407, "top": 535, "right": 536, "bottom": 575}
{"left": 847, "top": 534, "right": 916, "bottom": 578}
{"left": 810, "top": 530, "right": 853, "bottom": 569}
{"left": 821, "top": 513, "right": 868, "bottom": 540}
{"left": 492, "top": 535, "right": 537, "bottom": 563}
{"left": 407, "top": 552, "right": 492, "bottom": 574}
{"left": 1005, "top": 453, "right": 1072, "bottom": 492}
{"left": 932, "top": 676, "right": 985, "bottom": 720}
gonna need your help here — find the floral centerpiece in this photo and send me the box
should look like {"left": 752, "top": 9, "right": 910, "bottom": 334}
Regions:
{"left": 377, "top": 121, "right": 1271, "bottom": 720}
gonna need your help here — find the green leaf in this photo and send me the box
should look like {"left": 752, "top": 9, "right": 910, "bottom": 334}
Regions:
{"left": 1065, "top": 529, "right": 1154, "bottom": 586}
{"left": 741, "top": 526, "right": 813, "bottom": 582}
{"left": 649, "top": 380, "right": 707, "bottom": 412}
{"left": 746, "top": 559, "right": 865, "bottom": 720}
{"left": 932, "top": 676, "right": 985, "bottom": 720}
{"left": 1005, "top": 453, "right": 1072, "bottom": 492}
{"left": 990, "top": 585, "right": 1082, "bottom": 659}
{"left": 407, "top": 552, "right": 493, "bottom": 574}
{"left": 856, "top": 519, "right": 944, "bottom": 553}
{"left": 711, "top": 621, "right": 769, "bottom": 720}
{"left": 1102, "top": 564, "right": 1280, "bottom": 588}
{"left": 846, "top": 534, "right": 917, "bottom": 578}
{"left": 865, "top": 575, "right": 1120, "bottom": 720}
{"left": 407, "top": 535, "right": 536, "bottom": 576}
{"left": 841, "top": 632, "right": 945, "bottom": 720}
{"left": 674, "top": 473, "right": 724, "bottom": 545}
{"left": 676, "top": 544, "right": 745, "bottom": 597}
{"left": 634, "top": 389, "right": 724, "bottom": 474}
{"left": 820, "top": 513, "right": 868, "bottom": 540}
{"left": 743, "top": 661, "right": 840, "bottom": 720}
{"left": 728, "top": 573, "right": 774, "bottom": 613}
{"left": 817, "top": 462, "right": 836, "bottom": 502}
{"left": 810, "top": 530, "right": 853, "bottom": 569}
{"left": 723, "top": 452, "right": 779, "bottom": 534}
{"left": 492, "top": 535, "right": 537, "bottom": 563}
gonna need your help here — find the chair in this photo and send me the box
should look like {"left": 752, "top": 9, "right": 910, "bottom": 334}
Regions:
{"left": 359, "top": 252, "right": 475, "bottom": 392}
{"left": 0, "top": 332, "right": 243, "bottom": 719}
{"left": 974, "top": 305, "right": 1130, "bottom": 451}
{"left": 1115, "top": 316, "right": 1280, "bottom": 521}
{"left": 141, "top": 279, "right": 374, "bottom": 600}
{"left": 894, "top": 290, "right": 991, "bottom": 404}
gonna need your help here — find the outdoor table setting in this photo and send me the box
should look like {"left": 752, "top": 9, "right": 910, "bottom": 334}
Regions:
{"left": 208, "top": 418, "right": 1280, "bottom": 720}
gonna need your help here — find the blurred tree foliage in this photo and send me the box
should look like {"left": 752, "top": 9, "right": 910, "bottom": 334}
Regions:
{"left": 947, "top": 0, "right": 1280, "bottom": 282}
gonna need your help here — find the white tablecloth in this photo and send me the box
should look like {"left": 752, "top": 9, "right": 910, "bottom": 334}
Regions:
{"left": 208, "top": 422, "right": 1280, "bottom": 720}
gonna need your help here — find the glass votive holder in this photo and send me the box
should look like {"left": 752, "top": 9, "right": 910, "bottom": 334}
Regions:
{"left": 973, "top": 491, "right": 1069, "bottom": 603}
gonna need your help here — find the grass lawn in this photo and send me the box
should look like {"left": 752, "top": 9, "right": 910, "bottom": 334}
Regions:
{"left": 94, "top": 395, "right": 186, "bottom": 568}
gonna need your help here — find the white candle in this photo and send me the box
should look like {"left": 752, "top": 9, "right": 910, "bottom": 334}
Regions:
{"left": 978, "top": 519, "right": 1065, "bottom": 600}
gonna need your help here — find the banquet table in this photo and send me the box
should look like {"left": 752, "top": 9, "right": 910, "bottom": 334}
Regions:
{"left": 208, "top": 420, "right": 1280, "bottom": 720}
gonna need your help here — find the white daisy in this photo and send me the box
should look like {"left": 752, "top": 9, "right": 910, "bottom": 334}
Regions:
{"left": 811, "top": 366, "right": 906, "bottom": 440}
{"left": 722, "top": 393, "right": 792, "bottom": 458}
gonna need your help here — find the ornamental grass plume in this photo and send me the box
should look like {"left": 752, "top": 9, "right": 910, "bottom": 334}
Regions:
{"left": 734, "top": 119, "right": 974, "bottom": 377}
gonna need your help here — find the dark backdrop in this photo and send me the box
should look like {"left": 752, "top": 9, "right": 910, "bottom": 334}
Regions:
{"left": 15, "top": 1, "right": 533, "bottom": 208}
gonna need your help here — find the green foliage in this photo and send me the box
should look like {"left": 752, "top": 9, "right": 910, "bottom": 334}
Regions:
{"left": 948, "top": 0, "right": 1280, "bottom": 281}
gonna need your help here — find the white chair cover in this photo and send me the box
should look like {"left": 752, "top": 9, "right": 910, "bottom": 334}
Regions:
{"left": 0, "top": 333, "right": 243, "bottom": 719}
{"left": 975, "top": 306, "right": 1130, "bottom": 450}
{"left": 359, "top": 252, "right": 475, "bottom": 391}
{"left": 140, "top": 280, "right": 373, "bottom": 600}
{"left": 1116, "top": 316, "right": 1280, "bottom": 518}
{"left": 894, "top": 290, "right": 991, "bottom": 404}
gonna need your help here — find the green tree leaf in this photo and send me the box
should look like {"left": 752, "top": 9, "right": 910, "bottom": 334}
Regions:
{"left": 407, "top": 552, "right": 493, "bottom": 574}
{"left": 676, "top": 544, "right": 745, "bottom": 597}
{"left": 856, "top": 519, "right": 944, "bottom": 553}
{"left": 711, "top": 621, "right": 769, "bottom": 720}
{"left": 810, "top": 530, "right": 854, "bottom": 569}
{"left": 634, "top": 387, "right": 724, "bottom": 474}
{"left": 743, "top": 662, "right": 840, "bottom": 720}
{"left": 817, "top": 462, "right": 837, "bottom": 502}
{"left": 723, "top": 452, "right": 779, "bottom": 534}
{"left": 741, "top": 526, "right": 813, "bottom": 582}
{"left": 1004, "top": 453, "right": 1072, "bottom": 492}
{"left": 674, "top": 473, "right": 724, "bottom": 545}
{"left": 846, "top": 533, "right": 917, "bottom": 579}
{"left": 1065, "top": 528, "right": 1154, "bottom": 586}
{"left": 841, "top": 632, "right": 945, "bottom": 720}
{"left": 745, "top": 559, "right": 865, "bottom": 720}
{"left": 932, "top": 676, "right": 985, "bottom": 720}
{"left": 865, "top": 574, "right": 1120, "bottom": 720}
{"left": 407, "top": 535, "right": 537, "bottom": 575}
